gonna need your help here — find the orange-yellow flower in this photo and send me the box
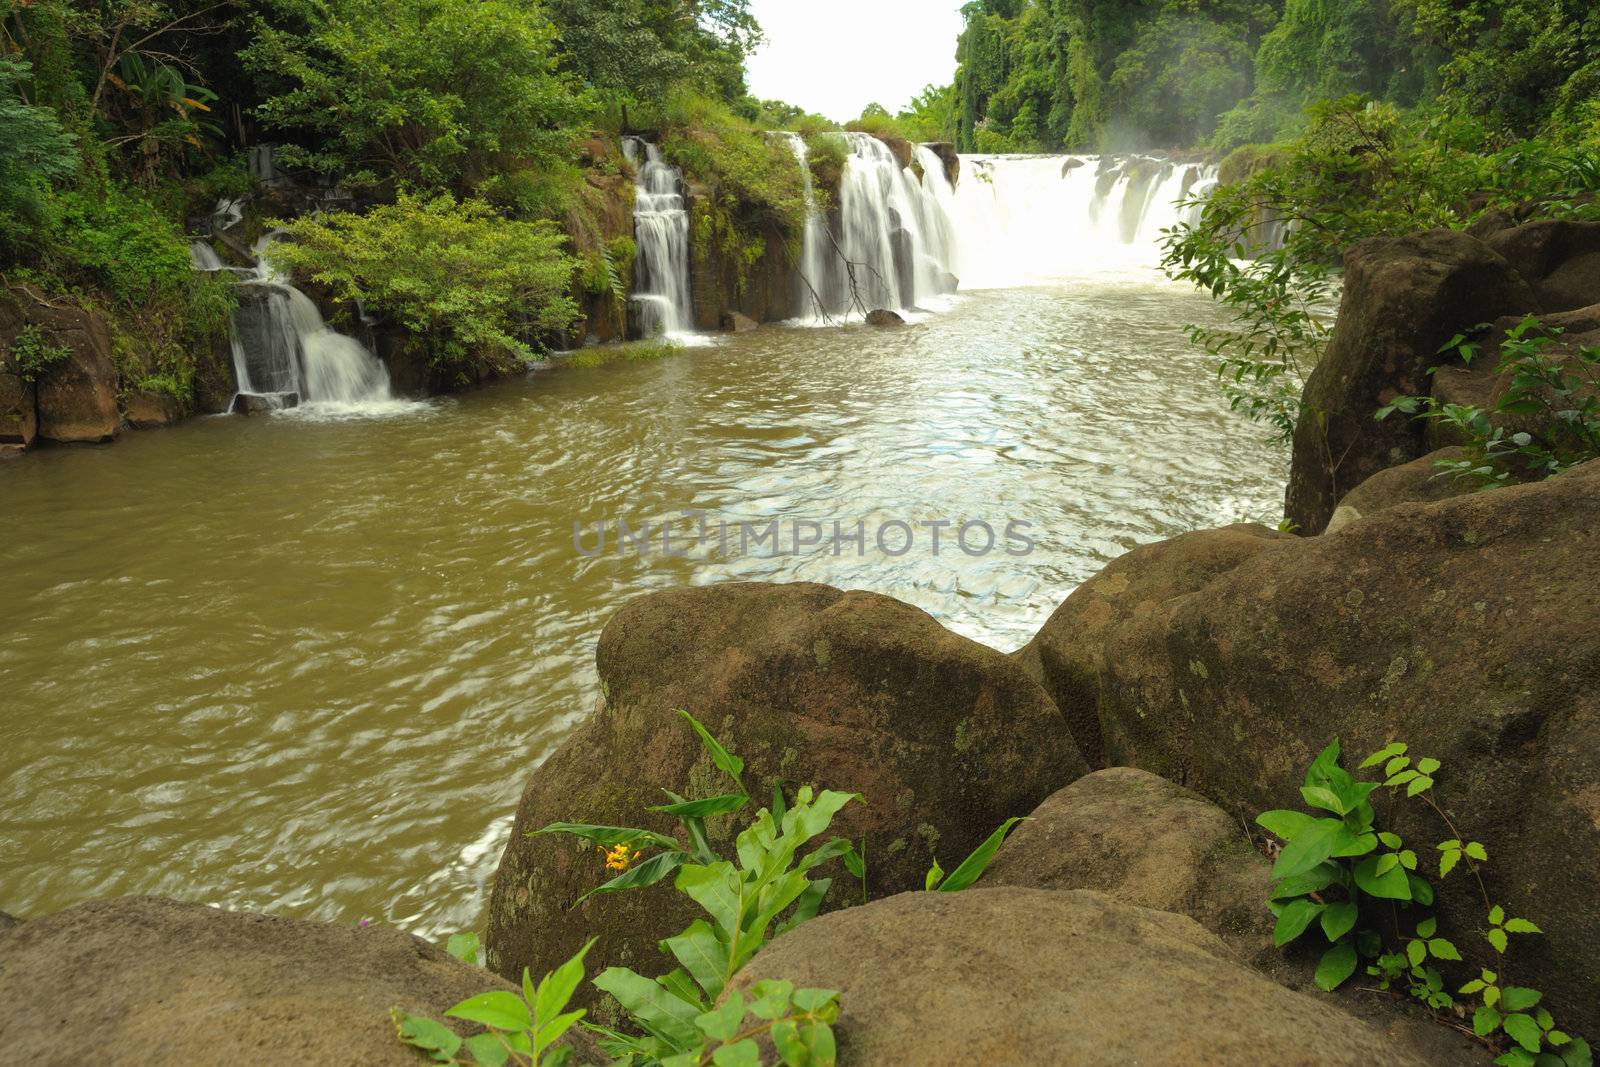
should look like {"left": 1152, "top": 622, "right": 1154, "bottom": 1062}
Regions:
{"left": 600, "top": 843, "right": 642, "bottom": 872}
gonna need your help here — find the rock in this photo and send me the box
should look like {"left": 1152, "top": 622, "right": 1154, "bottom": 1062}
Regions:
{"left": 123, "top": 389, "right": 183, "bottom": 429}
{"left": 193, "top": 331, "right": 241, "bottom": 415}
{"left": 1061, "top": 157, "right": 1086, "bottom": 176}
{"left": 0, "top": 896, "right": 601, "bottom": 1066}
{"left": 486, "top": 582, "right": 1083, "bottom": 1010}
{"left": 1484, "top": 219, "right": 1600, "bottom": 313}
{"left": 0, "top": 911, "right": 19, "bottom": 930}
{"left": 0, "top": 285, "right": 120, "bottom": 445}
{"left": 1323, "top": 447, "right": 1473, "bottom": 533}
{"left": 869, "top": 133, "right": 912, "bottom": 170}
{"left": 935, "top": 271, "right": 960, "bottom": 295}
{"left": 730, "top": 888, "right": 1434, "bottom": 1067}
{"left": 924, "top": 142, "right": 961, "bottom": 187}
{"left": 0, "top": 363, "right": 36, "bottom": 450}
{"left": 1046, "top": 461, "right": 1600, "bottom": 1032}
{"left": 982, "top": 768, "right": 1277, "bottom": 969}
{"left": 1284, "top": 230, "right": 1534, "bottom": 534}
{"left": 1014, "top": 523, "right": 1291, "bottom": 765}
{"left": 864, "top": 309, "right": 904, "bottom": 327}
{"left": 719, "top": 310, "right": 759, "bottom": 333}
{"left": 231, "top": 390, "right": 299, "bottom": 414}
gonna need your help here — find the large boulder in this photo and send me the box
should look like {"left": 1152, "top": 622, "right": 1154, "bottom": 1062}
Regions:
{"left": 1323, "top": 447, "right": 1472, "bottom": 534}
{"left": 0, "top": 362, "right": 35, "bottom": 454}
{"left": 1285, "top": 230, "right": 1534, "bottom": 534}
{"left": 1045, "top": 461, "right": 1600, "bottom": 1032}
{"left": 982, "top": 768, "right": 1276, "bottom": 970}
{"left": 0, "top": 896, "right": 599, "bottom": 1065}
{"left": 486, "top": 582, "right": 1083, "bottom": 1009}
{"left": 0, "top": 285, "right": 120, "bottom": 445}
{"left": 1484, "top": 219, "right": 1600, "bottom": 314}
{"left": 924, "top": 142, "right": 961, "bottom": 188}
{"left": 1014, "top": 523, "right": 1291, "bottom": 765}
{"left": 123, "top": 389, "right": 183, "bottom": 429}
{"left": 730, "top": 888, "right": 1435, "bottom": 1067}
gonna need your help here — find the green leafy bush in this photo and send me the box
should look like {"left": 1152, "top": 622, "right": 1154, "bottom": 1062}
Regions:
{"left": 267, "top": 194, "right": 580, "bottom": 371}
{"left": 8, "top": 324, "right": 71, "bottom": 383}
{"left": 1258, "top": 739, "right": 1590, "bottom": 1066}
{"left": 43, "top": 185, "right": 193, "bottom": 306}
{"left": 1377, "top": 316, "right": 1600, "bottom": 489}
{"left": 0, "top": 54, "right": 79, "bottom": 253}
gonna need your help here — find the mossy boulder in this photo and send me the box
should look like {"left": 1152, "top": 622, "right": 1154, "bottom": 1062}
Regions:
{"left": 0, "top": 896, "right": 601, "bottom": 1065}
{"left": 1285, "top": 229, "right": 1534, "bottom": 534}
{"left": 730, "top": 888, "right": 1437, "bottom": 1067}
{"left": 485, "top": 581, "right": 1083, "bottom": 1011}
{"left": 0, "top": 284, "right": 121, "bottom": 446}
{"left": 1324, "top": 447, "right": 1472, "bottom": 534}
{"left": 1014, "top": 523, "right": 1290, "bottom": 766}
{"left": 1031, "top": 460, "right": 1600, "bottom": 1033}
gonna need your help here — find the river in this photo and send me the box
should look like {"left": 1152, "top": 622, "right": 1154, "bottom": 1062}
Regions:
{"left": 0, "top": 253, "right": 1287, "bottom": 943}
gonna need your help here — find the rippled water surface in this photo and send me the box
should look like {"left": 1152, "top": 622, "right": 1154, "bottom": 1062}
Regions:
{"left": 0, "top": 277, "right": 1287, "bottom": 936}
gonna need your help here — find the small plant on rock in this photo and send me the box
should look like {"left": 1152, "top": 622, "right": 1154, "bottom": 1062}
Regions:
{"left": 1258, "top": 739, "right": 1590, "bottom": 1067}
{"left": 1377, "top": 316, "right": 1600, "bottom": 490}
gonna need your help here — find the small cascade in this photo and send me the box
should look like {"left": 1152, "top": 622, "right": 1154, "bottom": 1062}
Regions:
{"left": 948, "top": 153, "right": 1219, "bottom": 288}
{"left": 622, "top": 137, "right": 696, "bottom": 338}
{"left": 775, "top": 133, "right": 833, "bottom": 318}
{"left": 186, "top": 226, "right": 395, "bottom": 412}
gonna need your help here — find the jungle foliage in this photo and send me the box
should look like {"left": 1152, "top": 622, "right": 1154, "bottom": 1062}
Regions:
{"left": 949, "top": 0, "right": 1600, "bottom": 153}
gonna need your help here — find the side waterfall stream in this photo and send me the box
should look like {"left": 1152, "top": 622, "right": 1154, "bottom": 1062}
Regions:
{"left": 0, "top": 152, "right": 1286, "bottom": 938}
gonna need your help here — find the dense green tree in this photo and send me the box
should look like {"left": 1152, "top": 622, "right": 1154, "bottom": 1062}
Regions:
{"left": 241, "top": 0, "right": 594, "bottom": 193}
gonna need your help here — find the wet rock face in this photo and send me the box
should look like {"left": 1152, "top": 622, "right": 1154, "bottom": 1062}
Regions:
{"left": 123, "top": 389, "right": 183, "bottom": 429}
{"left": 730, "top": 888, "right": 1437, "bottom": 1067}
{"left": 485, "top": 581, "right": 1084, "bottom": 1009}
{"left": 864, "top": 308, "right": 905, "bottom": 327}
{"left": 1026, "top": 461, "right": 1600, "bottom": 1033}
{"left": 0, "top": 896, "right": 603, "bottom": 1066}
{"left": 0, "top": 284, "right": 120, "bottom": 447}
{"left": 1285, "top": 229, "right": 1534, "bottom": 534}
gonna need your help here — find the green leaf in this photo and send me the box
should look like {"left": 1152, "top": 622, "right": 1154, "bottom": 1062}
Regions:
{"left": 1321, "top": 902, "right": 1358, "bottom": 942}
{"left": 1378, "top": 831, "right": 1404, "bottom": 849}
{"left": 1361, "top": 742, "right": 1406, "bottom": 768}
{"left": 446, "top": 932, "right": 481, "bottom": 965}
{"left": 924, "top": 857, "right": 945, "bottom": 891}
{"left": 531, "top": 823, "right": 681, "bottom": 851}
{"left": 1490, "top": 905, "right": 1506, "bottom": 926}
{"left": 534, "top": 1010, "right": 584, "bottom": 1051}
{"left": 651, "top": 793, "right": 749, "bottom": 819}
{"left": 1301, "top": 784, "right": 1347, "bottom": 814}
{"left": 1354, "top": 854, "right": 1412, "bottom": 899}
{"left": 936, "top": 816, "right": 1027, "bottom": 892}
{"left": 749, "top": 979, "right": 796, "bottom": 1020}
{"left": 1406, "top": 939, "right": 1427, "bottom": 967}
{"left": 675, "top": 862, "right": 743, "bottom": 938}
{"left": 696, "top": 993, "right": 745, "bottom": 1043}
{"left": 1504, "top": 918, "right": 1543, "bottom": 934}
{"left": 1384, "top": 756, "right": 1412, "bottom": 778}
{"left": 775, "top": 877, "right": 832, "bottom": 937}
{"left": 534, "top": 939, "right": 593, "bottom": 1033}
{"left": 1465, "top": 842, "right": 1489, "bottom": 862}
{"left": 1406, "top": 775, "right": 1435, "bottom": 797}
{"left": 1429, "top": 938, "right": 1462, "bottom": 961}
{"left": 1408, "top": 873, "right": 1434, "bottom": 905}
{"left": 663, "top": 919, "right": 731, "bottom": 1002}
{"left": 1441, "top": 849, "right": 1461, "bottom": 877}
{"left": 712, "top": 1040, "right": 762, "bottom": 1067}
{"left": 1502, "top": 988, "right": 1544, "bottom": 1011}
{"left": 678, "top": 709, "right": 745, "bottom": 785}
{"left": 1274, "top": 898, "right": 1326, "bottom": 947}
{"left": 1561, "top": 1038, "right": 1592, "bottom": 1067}
{"left": 1505, "top": 1013, "right": 1544, "bottom": 1053}
{"left": 1272, "top": 818, "right": 1342, "bottom": 880}
{"left": 1475, "top": 1006, "right": 1504, "bottom": 1037}
{"left": 592, "top": 966, "right": 703, "bottom": 1048}
{"left": 1376, "top": 854, "right": 1399, "bottom": 876}
{"left": 1495, "top": 1050, "right": 1536, "bottom": 1067}
{"left": 395, "top": 1012, "right": 463, "bottom": 1062}
{"left": 1270, "top": 862, "right": 1341, "bottom": 900}
{"left": 1416, "top": 757, "right": 1441, "bottom": 775}
{"left": 1315, "top": 942, "right": 1359, "bottom": 991}
{"left": 1488, "top": 928, "right": 1510, "bottom": 953}
{"left": 574, "top": 850, "right": 691, "bottom": 906}
{"left": 1257, "top": 809, "right": 1315, "bottom": 840}
{"left": 447, "top": 991, "right": 531, "bottom": 1032}
{"left": 1416, "top": 917, "right": 1438, "bottom": 938}
{"left": 465, "top": 1032, "right": 511, "bottom": 1066}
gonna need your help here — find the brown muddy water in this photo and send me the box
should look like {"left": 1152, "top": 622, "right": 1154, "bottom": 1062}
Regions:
{"left": 0, "top": 276, "right": 1287, "bottom": 938}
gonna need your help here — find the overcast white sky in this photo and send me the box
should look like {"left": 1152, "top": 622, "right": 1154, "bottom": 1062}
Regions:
{"left": 744, "top": 1, "right": 967, "bottom": 122}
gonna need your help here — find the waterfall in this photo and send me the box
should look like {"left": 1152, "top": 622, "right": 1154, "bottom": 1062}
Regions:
{"left": 781, "top": 132, "right": 959, "bottom": 321}
{"left": 622, "top": 137, "right": 696, "bottom": 338}
{"left": 188, "top": 229, "right": 396, "bottom": 413}
{"left": 948, "top": 154, "right": 1218, "bottom": 289}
